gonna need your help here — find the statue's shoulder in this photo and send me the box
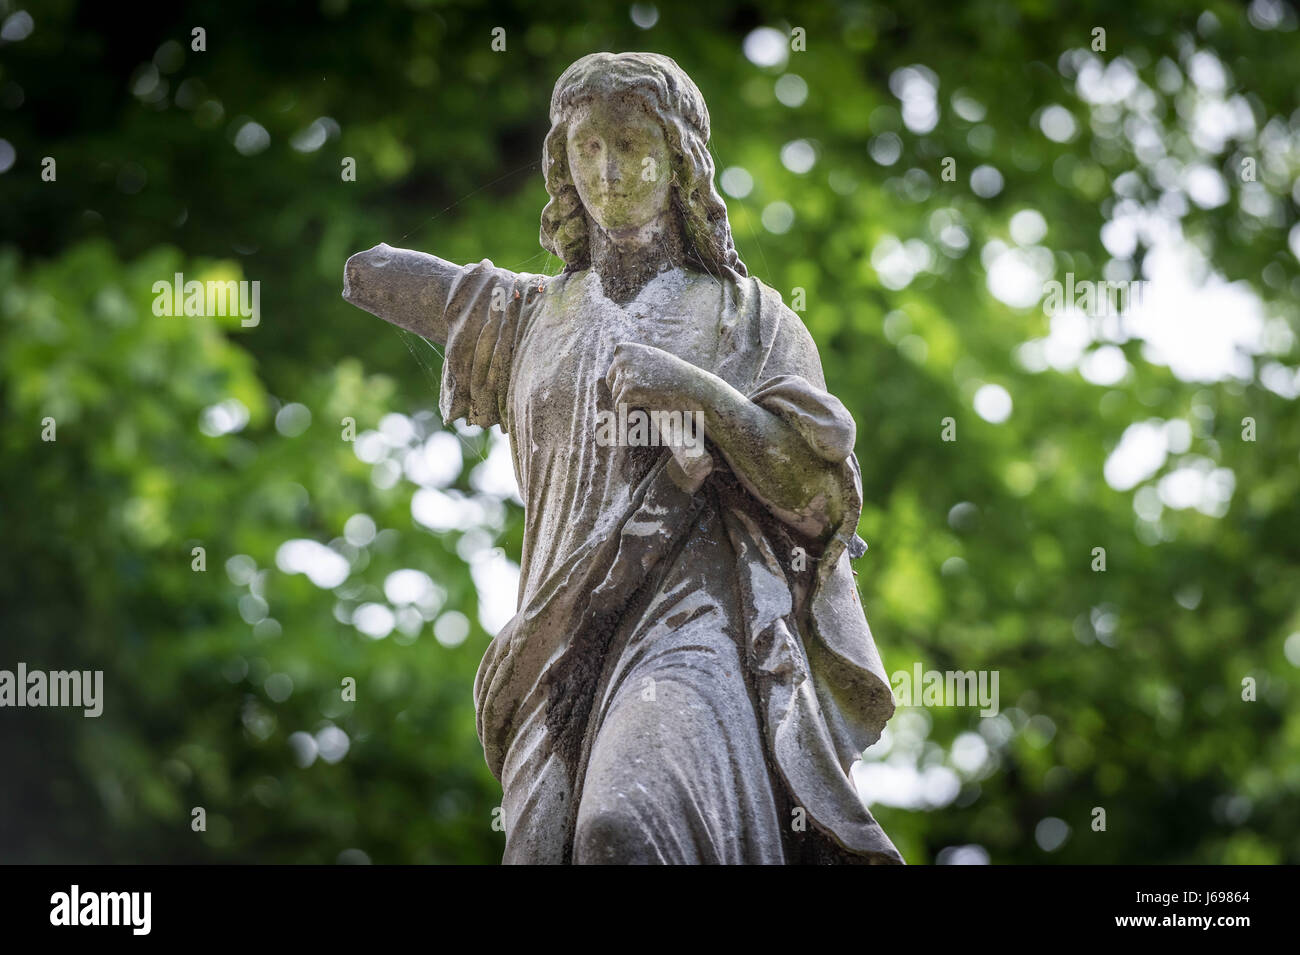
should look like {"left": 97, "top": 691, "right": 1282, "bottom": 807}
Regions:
{"left": 528, "top": 267, "right": 583, "bottom": 301}
{"left": 734, "top": 273, "right": 816, "bottom": 342}
{"left": 729, "top": 272, "right": 829, "bottom": 383}
{"left": 750, "top": 275, "right": 800, "bottom": 319}
{"left": 467, "top": 258, "right": 571, "bottom": 292}
{"left": 715, "top": 270, "right": 794, "bottom": 321}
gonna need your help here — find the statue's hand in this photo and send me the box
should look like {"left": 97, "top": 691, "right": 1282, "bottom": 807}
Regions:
{"left": 341, "top": 244, "right": 460, "bottom": 347}
{"left": 605, "top": 342, "right": 711, "bottom": 413}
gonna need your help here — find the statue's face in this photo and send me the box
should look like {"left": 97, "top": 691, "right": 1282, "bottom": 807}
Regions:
{"left": 565, "top": 97, "right": 673, "bottom": 233}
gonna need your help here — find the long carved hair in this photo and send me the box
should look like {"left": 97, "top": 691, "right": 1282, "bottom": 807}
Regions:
{"left": 540, "top": 52, "right": 748, "bottom": 278}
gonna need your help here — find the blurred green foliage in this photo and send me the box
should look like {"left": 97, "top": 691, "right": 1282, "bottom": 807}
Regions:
{"left": 1, "top": 0, "right": 1298, "bottom": 863}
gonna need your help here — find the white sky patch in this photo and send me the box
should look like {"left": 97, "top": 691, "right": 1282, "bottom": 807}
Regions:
{"left": 405, "top": 430, "right": 463, "bottom": 488}
{"left": 1079, "top": 344, "right": 1130, "bottom": 385}
{"left": 931, "top": 207, "right": 970, "bottom": 254}
{"left": 384, "top": 568, "right": 435, "bottom": 606}
{"left": 952, "top": 93, "right": 986, "bottom": 122}
{"left": 1187, "top": 49, "right": 1229, "bottom": 92}
{"left": 434, "top": 610, "right": 471, "bottom": 648}
{"left": 719, "top": 166, "right": 753, "bottom": 199}
{"left": 1101, "top": 217, "right": 1139, "bottom": 258}
{"left": 1038, "top": 104, "right": 1078, "bottom": 142}
{"left": 853, "top": 761, "right": 924, "bottom": 809}
{"left": 970, "top": 164, "right": 1004, "bottom": 197}
{"left": 379, "top": 412, "right": 416, "bottom": 447}
{"left": 289, "top": 731, "right": 318, "bottom": 768}
{"left": 412, "top": 487, "right": 488, "bottom": 532}
{"left": 1009, "top": 209, "right": 1048, "bottom": 245}
{"left": 1165, "top": 419, "right": 1192, "bottom": 453}
{"left": 1284, "top": 632, "right": 1300, "bottom": 668}
{"left": 873, "top": 235, "right": 933, "bottom": 290}
{"left": 276, "top": 538, "right": 350, "bottom": 589}
{"left": 199, "top": 398, "right": 249, "bottom": 437}
{"left": 1192, "top": 95, "right": 1255, "bottom": 154}
{"left": 1157, "top": 457, "right": 1235, "bottom": 517}
{"left": 950, "top": 732, "right": 990, "bottom": 774}
{"left": 275, "top": 402, "right": 311, "bottom": 436}
{"left": 774, "top": 73, "right": 808, "bottom": 107}
{"left": 290, "top": 119, "right": 329, "bottom": 153}
{"left": 370, "top": 459, "right": 401, "bottom": 490}
{"left": 938, "top": 845, "right": 992, "bottom": 865}
{"left": 470, "top": 427, "right": 522, "bottom": 503}
{"left": 343, "top": 513, "right": 376, "bottom": 547}
{"left": 315, "top": 725, "right": 350, "bottom": 764}
{"left": 742, "top": 27, "right": 787, "bottom": 68}
{"left": 1104, "top": 420, "right": 1168, "bottom": 491}
{"left": 630, "top": 3, "right": 659, "bottom": 29}
{"left": 1260, "top": 361, "right": 1300, "bottom": 399}
{"left": 1074, "top": 54, "right": 1139, "bottom": 105}
{"left": 233, "top": 120, "right": 270, "bottom": 156}
{"left": 1016, "top": 217, "right": 1268, "bottom": 386}
{"left": 1184, "top": 163, "right": 1229, "bottom": 208}
{"left": 353, "top": 430, "right": 387, "bottom": 464}
{"left": 986, "top": 47, "right": 1277, "bottom": 527}
{"left": 1, "top": 11, "right": 34, "bottom": 42}
{"left": 973, "top": 384, "right": 1013, "bottom": 423}
{"left": 1036, "top": 817, "right": 1071, "bottom": 852}
{"left": 761, "top": 201, "right": 794, "bottom": 234}
{"left": 1125, "top": 239, "right": 1264, "bottom": 382}
{"left": 869, "top": 132, "right": 902, "bottom": 166}
{"left": 1105, "top": 419, "right": 1234, "bottom": 518}
{"left": 986, "top": 242, "right": 1053, "bottom": 308}
{"left": 890, "top": 65, "right": 940, "bottom": 134}
{"left": 851, "top": 708, "right": 986, "bottom": 810}
{"left": 469, "top": 547, "right": 520, "bottom": 636}
{"left": 780, "top": 139, "right": 816, "bottom": 174}
{"left": 853, "top": 761, "right": 962, "bottom": 810}
{"left": 1039, "top": 42, "right": 1280, "bottom": 393}
{"left": 353, "top": 602, "right": 395, "bottom": 639}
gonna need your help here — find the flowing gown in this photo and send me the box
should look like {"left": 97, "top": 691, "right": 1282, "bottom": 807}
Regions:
{"left": 437, "top": 258, "right": 903, "bottom": 864}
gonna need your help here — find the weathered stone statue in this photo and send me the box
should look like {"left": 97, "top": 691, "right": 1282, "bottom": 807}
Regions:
{"left": 343, "top": 51, "right": 903, "bottom": 865}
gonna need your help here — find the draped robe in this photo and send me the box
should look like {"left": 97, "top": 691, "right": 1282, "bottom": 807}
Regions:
{"left": 436, "top": 257, "right": 903, "bottom": 864}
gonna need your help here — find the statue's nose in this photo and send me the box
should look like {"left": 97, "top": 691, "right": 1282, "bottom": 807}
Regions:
{"left": 603, "top": 156, "right": 623, "bottom": 188}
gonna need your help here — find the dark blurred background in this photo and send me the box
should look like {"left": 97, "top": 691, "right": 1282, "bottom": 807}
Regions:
{"left": 1, "top": 0, "right": 1298, "bottom": 863}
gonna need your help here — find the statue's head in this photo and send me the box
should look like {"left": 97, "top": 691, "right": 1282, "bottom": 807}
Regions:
{"left": 540, "top": 52, "right": 747, "bottom": 277}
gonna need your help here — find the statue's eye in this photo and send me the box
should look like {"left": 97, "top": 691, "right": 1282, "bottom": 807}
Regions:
{"left": 584, "top": 139, "right": 601, "bottom": 154}
{"left": 617, "top": 139, "right": 632, "bottom": 152}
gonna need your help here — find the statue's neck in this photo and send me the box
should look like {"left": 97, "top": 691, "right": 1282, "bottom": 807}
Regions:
{"left": 588, "top": 210, "right": 686, "bottom": 305}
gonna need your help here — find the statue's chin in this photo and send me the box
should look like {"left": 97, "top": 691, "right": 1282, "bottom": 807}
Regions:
{"left": 599, "top": 221, "right": 661, "bottom": 249}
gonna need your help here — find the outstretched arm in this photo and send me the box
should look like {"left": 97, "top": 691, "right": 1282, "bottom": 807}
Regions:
{"left": 342, "top": 243, "right": 463, "bottom": 346}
